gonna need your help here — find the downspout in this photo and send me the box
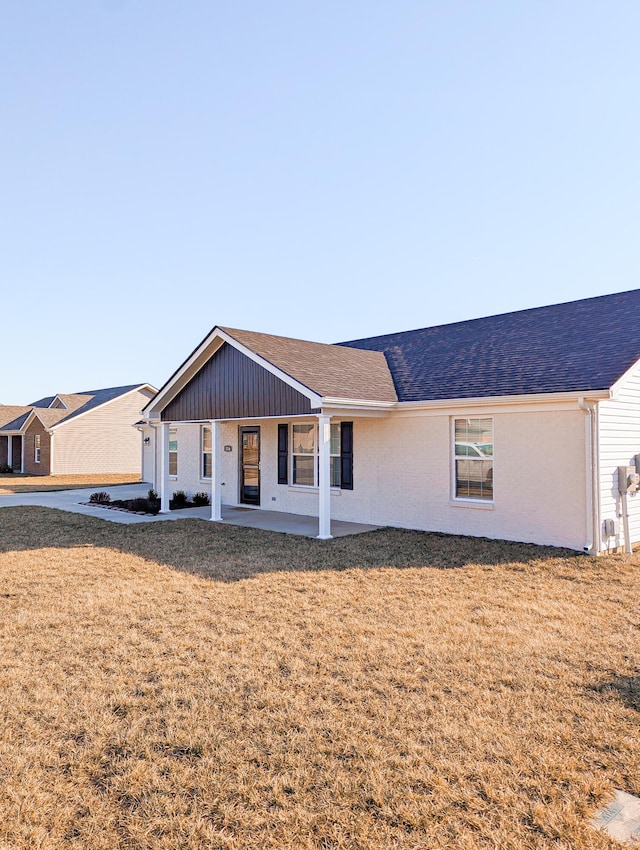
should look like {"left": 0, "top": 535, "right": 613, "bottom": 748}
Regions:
{"left": 48, "top": 430, "right": 55, "bottom": 475}
{"left": 578, "top": 398, "right": 600, "bottom": 555}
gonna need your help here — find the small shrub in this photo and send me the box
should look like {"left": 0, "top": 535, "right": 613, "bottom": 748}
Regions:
{"left": 171, "top": 490, "right": 188, "bottom": 507}
{"left": 89, "top": 491, "right": 111, "bottom": 504}
{"left": 130, "top": 498, "right": 152, "bottom": 513}
{"left": 148, "top": 489, "right": 158, "bottom": 501}
{"left": 192, "top": 492, "right": 210, "bottom": 507}
{"left": 0, "top": 464, "right": 13, "bottom": 474}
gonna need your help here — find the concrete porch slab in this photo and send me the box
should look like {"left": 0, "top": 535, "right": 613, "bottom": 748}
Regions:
{"left": 0, "top": 484, "right": 380, "bottom": 538}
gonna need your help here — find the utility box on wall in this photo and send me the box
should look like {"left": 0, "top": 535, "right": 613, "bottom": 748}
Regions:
{"left": 618, "top": 466, "right": 640, "bottom": 495}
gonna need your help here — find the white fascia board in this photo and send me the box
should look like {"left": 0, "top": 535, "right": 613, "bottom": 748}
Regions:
{"left": 144, "top": 333, "right": 226, "bottom": 414}
{"left": 49, "top": 384, "right": 158, "bottom": 433}
{"left": 321, "top": 399, "right": 396, "bottom": 417}
{"left": 393, "top": 389, "right": 610, "bottom": 417}
{"left": 145, "top": 327, "right": 323, "bottom": 414}
{"left": 609, "top": 356, "right": 640, "bottom": 398}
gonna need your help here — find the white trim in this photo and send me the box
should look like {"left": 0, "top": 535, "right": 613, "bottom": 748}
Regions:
{"left": 210, "top": 421, "right": 223, "bottom": 522}
{"left": 159, "top": 423, "right": 170, "bottom": 513}
{"left": 448, "top": 499, "right": 494, "bottom": 511}
{"left": 578, "top": 398, "right": 601, "bottom": 555}
{"left": 397, "top": 390, "right": 610, "bottom": 415}
{"left": 609, "top": 357, "right": 640, "bottom": 398}
{"left": 317, "top": 413, "right": 332, "bottom": 539}
{"left": 48, "top": 396, "right": 69, "bottom": 409}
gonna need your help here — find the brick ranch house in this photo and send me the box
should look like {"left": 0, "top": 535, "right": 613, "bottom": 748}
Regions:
{"left": 140, "top": 289, "right": 640, "bottom": 554}
{"left": 0, "top": 384, "right": 156, "bottom": 476}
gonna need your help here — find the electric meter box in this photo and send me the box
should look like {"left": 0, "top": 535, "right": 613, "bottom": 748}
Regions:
{"left": 618, "top": 466, "right": 640, "bottom": 494}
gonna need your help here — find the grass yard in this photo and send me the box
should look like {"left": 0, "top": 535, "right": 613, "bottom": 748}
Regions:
{"left": 0, "top": 508, "right": 638, "bottom": 849}
{"left": 0, "top": 473, "right": 141, "bottom": 495}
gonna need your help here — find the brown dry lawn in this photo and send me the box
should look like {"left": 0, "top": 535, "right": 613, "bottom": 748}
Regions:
{"left": 0, "top": 473, "right": 140, "bottom": 495}
{"left": 0, "top": 507, "right": 638, "bottom": 849}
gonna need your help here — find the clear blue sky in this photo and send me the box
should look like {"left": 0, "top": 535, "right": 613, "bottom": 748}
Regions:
{"left": 2, "top": 1, "right": 639, "bottom": 402}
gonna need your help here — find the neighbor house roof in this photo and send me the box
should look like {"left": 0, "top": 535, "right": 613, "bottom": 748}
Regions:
{"left": 0, "top": 385, "right": 152, "bottom": 433}
{"left": 339, "top": 289, "right": 640, "bottom": 401}
{"left": 220, "top": 327, "right": 398, "bottom": 401}
{"left": 0, "top": 406, "right": 32, "bottom": 430}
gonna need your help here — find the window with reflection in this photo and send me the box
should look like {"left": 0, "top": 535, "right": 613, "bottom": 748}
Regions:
{"left": 454, "top": 418, "right": 493, "bottom": 500}
{"left": 291, "top": 422, "right": 342, "bottom": 487}
{"left": 169, "top": 428, "right": 178, "bottom": 477}
{"left": 201, "top": 426, "right": 212, "bottom": 479}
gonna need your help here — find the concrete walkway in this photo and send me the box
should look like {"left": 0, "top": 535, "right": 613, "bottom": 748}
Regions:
{"left": 0, "top": 483, "right": 379, "bottom": 538}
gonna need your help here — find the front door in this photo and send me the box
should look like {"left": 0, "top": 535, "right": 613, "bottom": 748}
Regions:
{"left": 240, "top": 427, "right": 260, "bottom": 505}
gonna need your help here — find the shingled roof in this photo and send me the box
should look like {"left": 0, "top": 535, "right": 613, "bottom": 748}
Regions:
{"left": 0, "top": 385, "right": 149, "bottom": 433}
{"left": 0, "top": 406, "right": 32, "bottom": 430}
{"left": 339, "top": 289, "right": 640, "bottom": 402}
{"left": 221, "top": 327, "right": 398, "bottom": 402}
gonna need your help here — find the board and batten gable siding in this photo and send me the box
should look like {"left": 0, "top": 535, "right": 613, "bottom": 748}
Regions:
{"left": 53, "top": 387, "right": 155, "bottom": 475}
{"left": 161, "top": 342, "right": 315, "bottom": 422}
{"left": 598, "top": 359, "right": 640, "bottom": 549}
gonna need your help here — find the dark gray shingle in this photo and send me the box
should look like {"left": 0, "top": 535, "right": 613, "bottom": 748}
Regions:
{"left": 339, "top": 289, "right": 640, "bottom": 401}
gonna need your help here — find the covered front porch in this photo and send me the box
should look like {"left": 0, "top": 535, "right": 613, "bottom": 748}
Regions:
{"left": 0, "top": 433, "right": 23, "bottom": 472}
{"left": 155, "top": 414, "right": 359, "bottom": 540}
{"left": 143, "top": 325, "right": 398, "bottom": 539}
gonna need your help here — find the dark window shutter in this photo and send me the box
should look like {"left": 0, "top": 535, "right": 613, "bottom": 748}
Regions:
{"left": 278, "top": 424, "right": 288, "bottom": 484}
{"left": 340, "top": 421, "right": 353, "bottom": 490}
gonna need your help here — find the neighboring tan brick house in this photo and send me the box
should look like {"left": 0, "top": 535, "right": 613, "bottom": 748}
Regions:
{"left": 0, "top": 384, "right": 156, "bottom": 476}
{"left": 141, "top": 289, "right": 640, "bottom": 554}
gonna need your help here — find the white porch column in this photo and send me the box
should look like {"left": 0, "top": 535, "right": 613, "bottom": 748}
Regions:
{"left": 210, "top": 420, "right": 223, "bottom": 522}
{"left": 7, "top": 435, "right": 12, "bottom": 469}
{"left": 159, "top": 422, "right": 170, "bottom": 513}
{"left": 317, "top": 413, "right": 333, "bottom": 540}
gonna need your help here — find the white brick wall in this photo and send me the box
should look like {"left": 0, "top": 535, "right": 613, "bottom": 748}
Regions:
{"left": 157, "top": 407, "right": 587, "bottom": 550}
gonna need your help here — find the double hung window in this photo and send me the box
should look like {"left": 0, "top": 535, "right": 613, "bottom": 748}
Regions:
{"left": 454, "top": 418, "right": 493, "bottom": 501}
{"left": 291, "top": 422, "right": 343, "bottom": 487}
{"left": 34, "top": 434, "right": 41, "bottom": 464}
{"left": 168, "top": 428, "right": 178, "bottom": 477}
{"left": 201, "top": 426, "right": 212, "bottom": 479}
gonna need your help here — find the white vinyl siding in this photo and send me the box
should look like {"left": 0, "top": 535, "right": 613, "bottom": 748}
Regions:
{"left": 597, "top": 362, "right": 640, "bottom": 550}
{"left": 51, "top": 387, "right": 155, "bottom": 475}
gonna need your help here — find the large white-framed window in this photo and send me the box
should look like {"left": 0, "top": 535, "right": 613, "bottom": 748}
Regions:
{"left": 291, "top": 422, "right": 342, "bottom": 487}
{"left": 169, "top": 427, "right": 178, "bottom": 477}
{"left": 34, "top": 434, "right": 41, "bottom": 464}
{"left": 201, "top": 425, "right": 212, "bottom": 479}
{"left": 453, "top": 417, "right": 493, "bottom": 501}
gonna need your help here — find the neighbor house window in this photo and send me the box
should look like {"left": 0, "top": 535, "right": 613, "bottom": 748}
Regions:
{"left": 34, "top": 434, "right": 41, "bottom": 464}
{"left": 454, "top": 418, "right": 493, "bottom": 500}
{"left": 169, "top": 428, "right": 178, "bottom": 477}
{"left": 291, "top": 422, "right": 343, "bottom": 487}
{"left": 202, "top": 425, "right": 212, "bottom": 479}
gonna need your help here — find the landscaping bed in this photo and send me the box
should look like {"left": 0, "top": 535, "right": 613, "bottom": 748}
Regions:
{"left": 85, "top": 489, "right": 210, "bottom": 515}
